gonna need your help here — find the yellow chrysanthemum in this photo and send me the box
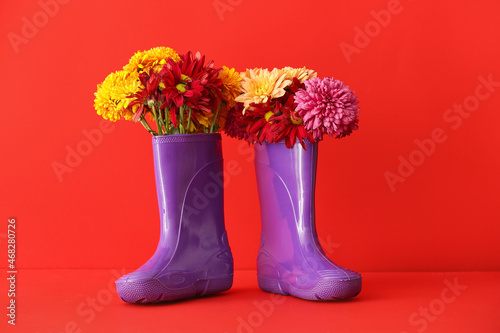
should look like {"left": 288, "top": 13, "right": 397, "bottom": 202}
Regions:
{"left": 217, "top": 107, "right": 228, "bottom": 129}
{"left": 235, "top": 68, "right": 292, "bottom": 111}
{"left": 195, "top": 111, "right": 213, "bottom": 129}
{"left": 281, "top": 66, "right": 317, "bottom": 83}
{"left": 218, "top": 66, "right": 241, "bottom": 108}
{"left": 94, "top": 70, "right": 140, "bottom": 122}
{"left": 123, "top": 46, "right": 181, "bottom": 75}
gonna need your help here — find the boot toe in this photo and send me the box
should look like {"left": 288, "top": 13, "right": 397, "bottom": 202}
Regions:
{"left": 116, "top": 276, "right": 170, "bottom": 304}
{"left": 308, "top": 274, "right": 362, "bottom": 301}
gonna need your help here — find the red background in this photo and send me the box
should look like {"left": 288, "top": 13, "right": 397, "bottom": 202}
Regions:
{"left": 1, "top": 0, "right": 499, "bottom": 274}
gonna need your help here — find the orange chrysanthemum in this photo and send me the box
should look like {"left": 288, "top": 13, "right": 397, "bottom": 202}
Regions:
{"left": 218, "top": 66, "right": 241, "bottom": 108}
{"left": 235, "top": 68, "right": 292, "bottom": 111}
{"left": 281, "top": 66, "right": 317, "bottom": 83}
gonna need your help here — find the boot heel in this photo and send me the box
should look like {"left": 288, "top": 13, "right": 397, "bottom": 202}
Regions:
{"left": 257, "top": 275, "right": 286, "bottom": 296}
{"left": 203, "top": 275, "right": 234, "bottom": 295}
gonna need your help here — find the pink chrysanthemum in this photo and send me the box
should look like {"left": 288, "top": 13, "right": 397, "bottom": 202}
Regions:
{"left": 294, "top": 77, "right": 359, "bottom": 141}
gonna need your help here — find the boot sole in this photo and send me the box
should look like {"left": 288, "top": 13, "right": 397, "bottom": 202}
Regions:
{"left": 257, "top": 275, "right": 361, "bottom": 301}
{"left": 116, "top": 274, "right": 233, "bottom": 304}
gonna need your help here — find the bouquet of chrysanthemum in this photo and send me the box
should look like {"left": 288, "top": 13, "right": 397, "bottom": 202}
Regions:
{"left": 224, "top": 67, "right": 359, "bottom": 149}
{"left": 94, "top": 47, "right": 241, "bottom": 135}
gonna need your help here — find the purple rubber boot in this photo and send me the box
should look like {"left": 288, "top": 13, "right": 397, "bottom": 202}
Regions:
{"left": 254, "top": 140, "right": 361, "bottom": 301}
{"left": 116, "top": 133, "right": 233, "bottom": 303}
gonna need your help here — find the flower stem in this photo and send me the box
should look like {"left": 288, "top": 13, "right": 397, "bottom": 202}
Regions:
{"left": 151, "top": 104, "right": 163, "bottom": 136}
{"left": 215, "top": 102, "right": 225, "bottom": 129}
{"left": 140, "top": 118, "right": 156, "bottom": 136}
{"left": 179, "top": 105, "right": 185, "bottom": 134}
{"left": 156, "top": 106, "right": 166, "bottom": 134}
{"left": 164, "top": 107, "right": 169, "bottom": 134}
{"left": 186, "top": 107, "right": 192, "bottom": 134}
{"left": 210, "top": 103, "right": 222, "bottom": 133}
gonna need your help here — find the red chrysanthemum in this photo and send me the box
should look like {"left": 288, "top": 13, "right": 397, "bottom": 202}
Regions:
{"left": 269, "top": 94, "right": 314, "bottom": 149}
{"left": 223, "top": 102, "right": 250, "bottom": 141}
{"left": 127, "top": 69, "right": 165, "bottom": 122}
{"left": 159, "top": 51, "right": 224, "bottom": 130}
{"left": 225, "top": 77, "right": 313, "bottom": 149}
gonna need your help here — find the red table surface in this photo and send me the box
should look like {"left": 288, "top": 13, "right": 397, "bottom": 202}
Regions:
{"left": 2, "top": 270, "right": 499, "bottom": 333}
